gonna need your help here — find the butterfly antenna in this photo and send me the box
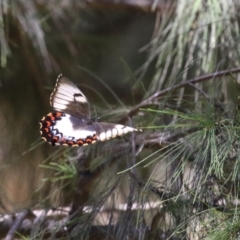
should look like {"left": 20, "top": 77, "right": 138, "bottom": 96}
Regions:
{"left": 91, "top": 106, "right": 100, "bottom": 122}
{"left": 100, "top": 105, "right": 119, "bottom": 116}
{"left": 91, "top": 106, "right": 119, "bottom": 122}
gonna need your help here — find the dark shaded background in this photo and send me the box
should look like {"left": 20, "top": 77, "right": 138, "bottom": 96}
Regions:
{"left": 0, "top": 6, "right": 155, "bottom": 211}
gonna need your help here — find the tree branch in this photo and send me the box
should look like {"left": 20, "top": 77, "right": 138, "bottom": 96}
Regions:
{"left": 120, "top": 67, "right": 240, "bottom": 124}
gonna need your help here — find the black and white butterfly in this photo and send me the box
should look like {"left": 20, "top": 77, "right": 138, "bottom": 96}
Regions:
{"left": 40, "top": 74, "right": 140, "bottom": 147}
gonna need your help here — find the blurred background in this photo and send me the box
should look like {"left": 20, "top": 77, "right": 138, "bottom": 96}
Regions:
{"left": 1, "top": 0, "right": 240, "bottom": 239}
{"left": 0, "top": 1, "right": 155, "bottom": 212}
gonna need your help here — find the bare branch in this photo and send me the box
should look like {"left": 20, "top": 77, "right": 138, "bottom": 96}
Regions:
{"left": 120, "top": 67, "right": 240, "bottom": 124}
{"left": 4, "top": 210, "right": 31, "bottom": 240}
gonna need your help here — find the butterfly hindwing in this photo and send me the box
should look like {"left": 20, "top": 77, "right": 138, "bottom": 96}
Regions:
{"left": 93, "top": 122, "right": 138, "bottom": 142}
{"left": 40, "top": 112, "right": 137, "bottom": 146}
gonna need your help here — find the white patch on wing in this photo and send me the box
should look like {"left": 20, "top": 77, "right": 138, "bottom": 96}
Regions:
{"left": 57, "top": 80, "right": 86, "bottom": 99}
{"left": 52, "top": 104, "right": 67, "bottom": 111}
{"left": 112, "top": 128, "right": 118, "bottom": 138}
{"left": 105, "top": 130, "right": 112, "bottom": 140}
{"left": 54, "top": 114, "right": 96, "bottom": 139}
{"left": 98, "top": 124, "right": 137, "bottom": 141}
{"left": 52, "top": 93, "right": 87, "bottom": 107}
{"left": 98, "top": 131, "right": 106, "bottom": 141}
{"left": 51, "top": 75, "right": 89, "bottom": 110}
{"left": 58, "top": 83, "right": 80, "bottom": 94}
{"left": 55, "top": 87, "right": 75, "bottom": 99}
{"left": 74, "top": 95, "right": 88, "bottom": 103}
{"left": 114, "top": 124, "right": 137, "bottom": 135}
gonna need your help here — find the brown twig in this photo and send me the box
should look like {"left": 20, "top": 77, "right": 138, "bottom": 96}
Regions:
{"left": 4, "top": 209, "right": 31, "bottom": 240}
{"left": 120, "top": 67, "right": 240, "bottom": 124}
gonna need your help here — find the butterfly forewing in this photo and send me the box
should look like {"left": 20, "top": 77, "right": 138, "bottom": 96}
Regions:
{"left": 40, "top": 74, "right": 141, "bottom": 147}
{"left": 50, "top": 74, "right": 91, "bottom": 119}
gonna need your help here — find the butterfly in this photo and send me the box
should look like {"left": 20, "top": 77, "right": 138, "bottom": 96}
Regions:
{"left": 40, "top": 74, "right": 140, "bottom": 147}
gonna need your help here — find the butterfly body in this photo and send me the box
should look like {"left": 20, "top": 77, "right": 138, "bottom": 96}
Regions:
{"left": 40, "top": 74, "right": 140, "bottom": 147}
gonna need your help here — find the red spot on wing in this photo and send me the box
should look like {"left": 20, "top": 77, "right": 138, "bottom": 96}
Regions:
{"left": 44, "top": 128, "right": 49, "bottom": 133}
{"left": 86, "top": 138, "right": 92, "bottom": 143}
{"left": 40, "top": 112, "right": 98, "bottom": 147}
{"left": 46, "top": 121, "right": 51, "bottom": 127}
{"left": 53, "top": 136, "right": 59, "bottom": 141}
{"left": 77, "top": 140, "right": 84, "bottom": 145}
{"left": 55, "top": 112, "right": 62, "bottom": 117}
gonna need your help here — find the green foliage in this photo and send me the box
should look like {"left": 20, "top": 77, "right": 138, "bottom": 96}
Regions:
{"left": 40, "top": 161, "right": 77, "bottom": 183}
{"left": 2, "top": 0, "right": 240, "bottom": 239}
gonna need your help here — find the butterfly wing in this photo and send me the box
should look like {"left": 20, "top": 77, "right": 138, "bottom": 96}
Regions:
{"left": 40, "top": 74, "right": 141, "bottom": 147}
{"left": 40, "top": 112, "right": 140, "bottom": 147}
{"left": 40, "top": 112, "right": 97, "bottom": 146}
{"left": 93, "top": 122, "right": 139, "bottom": 142}
{"left": 50, "top": 74, "right": 91, "bottom": 119}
